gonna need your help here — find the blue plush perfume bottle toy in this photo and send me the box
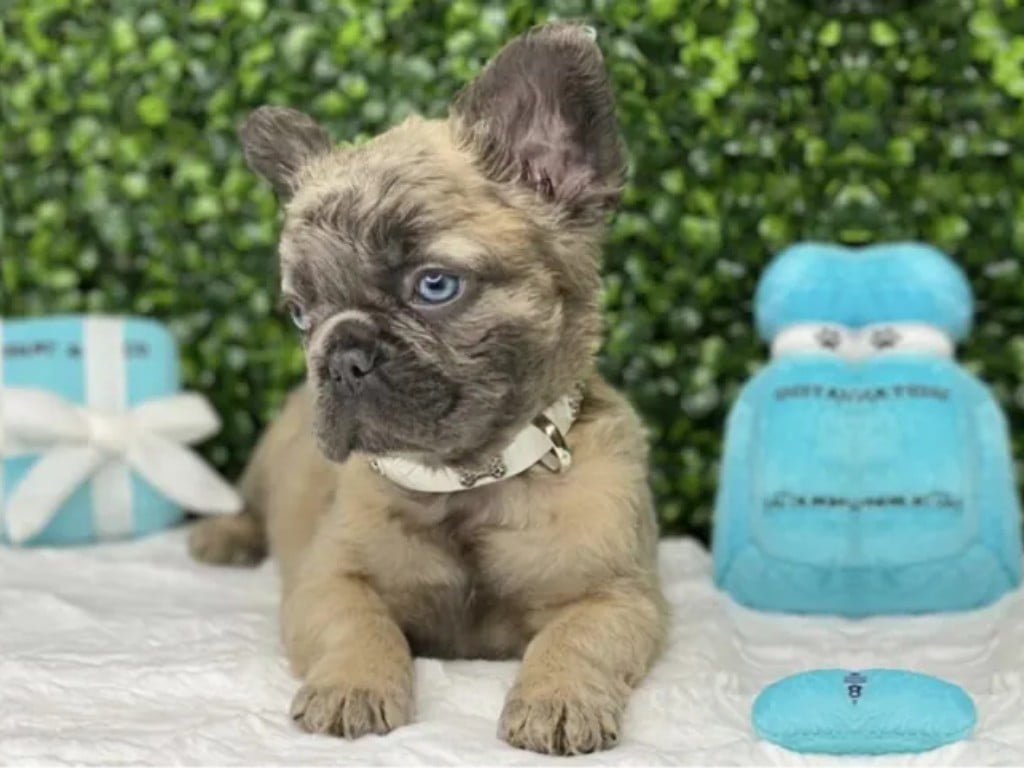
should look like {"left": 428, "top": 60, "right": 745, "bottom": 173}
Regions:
{"left": 712, "top": 242, "right": 1023, "bottom": 616}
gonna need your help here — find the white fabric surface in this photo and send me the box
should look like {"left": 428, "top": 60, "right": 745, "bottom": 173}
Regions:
{"left": 2, "top": 530, "right": 1023, "bottom": 766}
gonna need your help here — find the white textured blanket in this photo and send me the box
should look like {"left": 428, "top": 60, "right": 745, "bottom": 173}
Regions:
{"left": 2, "top": 530, "right": 1023, "bottom": 766}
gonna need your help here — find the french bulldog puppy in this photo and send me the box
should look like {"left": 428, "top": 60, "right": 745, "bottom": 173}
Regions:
{"left": 189, "top": 21, "right": 667, "bottom": 756}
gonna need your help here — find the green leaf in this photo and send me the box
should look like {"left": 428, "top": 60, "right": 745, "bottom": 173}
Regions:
{"left": 817, "top": 20, "right": 841, "bottom": 47}
{"left": 647, "top": 0, "right": 680, "bottom": 22}
{"left": 136, "top": 94, "right": 170, "bottom": 126}
{"left": 888, "top": 137, "right": 915, "bottom": 166}
{"left": 869, "top": 20, "right": 899, "bottom": 47}
{"left": 110, "top": 17, "right": 138, "bottom": 52}
{"left": 660, "top": 168, "right": 686, "bottom": 195}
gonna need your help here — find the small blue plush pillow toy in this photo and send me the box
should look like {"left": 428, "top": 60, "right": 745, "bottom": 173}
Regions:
{"left": 753, "top": 668, "right": 977, "bottom": 754}
{"left": 713, "top": 243, "right": 1023, "bottom": 615}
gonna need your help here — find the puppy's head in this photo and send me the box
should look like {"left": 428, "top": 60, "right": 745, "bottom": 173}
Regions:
{"left": 240, "top": 22, "right": 624, "bottom": 466}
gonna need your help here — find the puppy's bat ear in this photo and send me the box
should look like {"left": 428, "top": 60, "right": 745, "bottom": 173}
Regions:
{"left": 238, "top": 106, "right": 333, "bottom": 199}
{"left": 450, "top": 22, "right": 625, "bottom": 222}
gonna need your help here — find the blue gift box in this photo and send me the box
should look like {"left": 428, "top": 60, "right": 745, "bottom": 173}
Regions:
{"left": 1, "top": 315, "right": 192, "bottom": 545}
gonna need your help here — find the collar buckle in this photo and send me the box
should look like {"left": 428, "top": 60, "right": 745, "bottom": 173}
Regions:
{"left": 533, "top": 413, "right": 573, "bottom": 473}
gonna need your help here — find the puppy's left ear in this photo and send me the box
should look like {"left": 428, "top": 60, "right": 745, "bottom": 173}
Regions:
{"left": 239, "top": 106, "right": 333, "bottom": 199}
{"left": 450, "top": 22, "right": 624, "bottom": 222}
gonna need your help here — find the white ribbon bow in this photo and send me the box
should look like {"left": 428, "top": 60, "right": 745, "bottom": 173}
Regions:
{"left": 1, "top": 387, "right": 242, "bottom": 543}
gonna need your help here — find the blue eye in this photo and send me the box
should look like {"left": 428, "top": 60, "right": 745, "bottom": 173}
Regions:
{"left": 287, "top": 302, "right": 308, "bottom": 331}
{"left": 414, "top": 271, "right": 462, "bottom": 305}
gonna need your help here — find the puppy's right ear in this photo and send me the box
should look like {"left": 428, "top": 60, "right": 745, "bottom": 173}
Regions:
{"left": 450, "top": 22, "right": 624, "bottom": 223}
{"left": 238, "top": 106, "right": 332, "bottom": 199}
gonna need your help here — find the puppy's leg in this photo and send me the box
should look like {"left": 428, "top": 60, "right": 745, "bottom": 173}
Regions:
{"left": 188, "top": 451, "right": 268, "bottom": 566}
{"left": 500, "top": 584, "right": 664, "bottom": 755}
{"left": 189, "top": 386, "right": 313, "bottom": 567}
{"left": 283, "top": 553, "right": 414, "bottom": 738}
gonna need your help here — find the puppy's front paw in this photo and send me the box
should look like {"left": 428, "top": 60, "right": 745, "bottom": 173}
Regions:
{"left": 290, "top": 682, "right": 411, "bottom": 739}
{"left": 499, "top": 684, "right": 621, "bottom": 755}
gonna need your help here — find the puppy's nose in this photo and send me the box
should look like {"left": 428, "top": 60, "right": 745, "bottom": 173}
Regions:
{"left": 327, "top": 344, "right": 378, "bottom": 389}
{"left": 323, "top": 317, "right": 382, "bottom": 392}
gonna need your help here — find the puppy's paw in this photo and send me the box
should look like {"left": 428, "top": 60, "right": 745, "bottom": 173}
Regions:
{"left": 188, "top": 514, "right": 266, "bottom": 567}
{"left": 290, "top": 682, "right": 412, "bottom": 739}
{"left": 499, "top": 685, "right": 621, "bottom": 755}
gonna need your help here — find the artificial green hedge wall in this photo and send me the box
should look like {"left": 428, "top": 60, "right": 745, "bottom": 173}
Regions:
{"left": 4, "top": 0, "right": 1024, "bottom": 537}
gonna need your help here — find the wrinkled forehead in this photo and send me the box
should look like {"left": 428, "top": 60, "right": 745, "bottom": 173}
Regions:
{"left": 280, "top": 218, "right": 490, "bottom": 298}
{"left": 278, "top": 136, "right": 528, "bottom": 301}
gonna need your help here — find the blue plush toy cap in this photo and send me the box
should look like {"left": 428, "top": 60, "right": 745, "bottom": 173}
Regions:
{"left": 755, "top": 242, "right": 974, "bottom": 342}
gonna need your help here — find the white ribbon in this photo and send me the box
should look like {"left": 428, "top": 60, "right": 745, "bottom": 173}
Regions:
{"left": 1, "top": 387, "right": 242, "bottom": 543}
